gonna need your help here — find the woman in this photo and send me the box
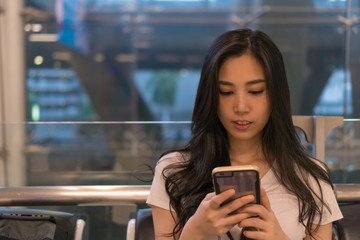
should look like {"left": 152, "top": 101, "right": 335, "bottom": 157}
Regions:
{"left": 147, "top": 28, "right": 342, "bottom": 240}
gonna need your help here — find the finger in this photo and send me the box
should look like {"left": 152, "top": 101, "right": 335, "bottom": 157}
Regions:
{"left": 203, "top": 192, "right": 216, "bottom": 201}
{"left": 237, "top": 204, "right": 268, "bottom": 220}
{"left": 210, "top": 189, "right": 235, "bottom": 208}
{"left": 221, "top": 195, "right": 254, "bottom": 215}
{"left": 238, "top": 216, "right": 265, "bottom": 230}
{"left": 260, "top": 187, "right": 271, "bottom": 211}
{"left": 224, "top": 224, "right": 237, "bottom": 231}
{"left": 242, "top": 228, "right": 266, "bottom": 239}
{"left": 224, "top": 211, "right": 254, "bottom": 225}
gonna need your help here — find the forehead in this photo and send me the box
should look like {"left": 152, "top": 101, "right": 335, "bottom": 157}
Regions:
{"left": 218, "top": 54, "right": 265, "bottom": 83}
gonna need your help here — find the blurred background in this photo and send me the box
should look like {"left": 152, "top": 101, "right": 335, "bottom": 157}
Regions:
{"left": 0, "top": 0, "right": 359, "bottom": 239}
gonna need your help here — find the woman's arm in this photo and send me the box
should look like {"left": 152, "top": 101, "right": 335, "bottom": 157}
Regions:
{"left": 152, "top": 189, "right": 256, "bottom": 240}
{"left": 152, "top": 206, "right": 179, "bottom": 240}
{"left": 303, "top": 223, "right": 332, "bottom": 240}
{"left": 152, "top": 205, "right": 208, "bottom": 240}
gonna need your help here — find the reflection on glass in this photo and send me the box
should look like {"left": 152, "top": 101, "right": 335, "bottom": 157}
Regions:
{"left": 27, "top": 68, "right": 95, "bottom": 121}
{"left": 135, "top": 70, "right": 199, "bottom": 121}
{"left": 21, "top": 122, "right": 191, "bottom": 186}
{"left": 326, "top": 120, "right": 360, "bottom": 184}
{"left": 20, "top": 1, "right": 360, "bottom": 181}
{"left": 313, "top": 69, "right": 353, "bottom": 116}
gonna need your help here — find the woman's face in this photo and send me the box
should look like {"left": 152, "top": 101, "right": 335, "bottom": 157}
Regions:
{"left": 217, "top": 54, "right": 270, "bottom": 146}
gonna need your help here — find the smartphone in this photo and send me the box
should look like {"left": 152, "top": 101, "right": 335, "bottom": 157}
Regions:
{"left": 212, "top": 165, "right": 260, "bottom": 205}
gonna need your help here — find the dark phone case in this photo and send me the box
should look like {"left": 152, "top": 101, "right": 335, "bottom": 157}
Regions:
{"left": 213, "top": 169, "right": 260, "bottom": 204}
{"left": 213, "top": 169, "right": 260, "bottom": 239}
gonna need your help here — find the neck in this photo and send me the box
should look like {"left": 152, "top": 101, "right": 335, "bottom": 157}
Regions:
{"left": 228, "top": 138, "right": 270, "bottom": 178}
{"left": 229, "top": 144, "right": 263, "bottom": 165}
{"left": 228, "top": 134, "right": 262, "bottom": 161}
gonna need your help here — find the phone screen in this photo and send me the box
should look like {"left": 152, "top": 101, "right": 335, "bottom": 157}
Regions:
{"left": 214, "top": 170, "right": 259, "bottom": 204}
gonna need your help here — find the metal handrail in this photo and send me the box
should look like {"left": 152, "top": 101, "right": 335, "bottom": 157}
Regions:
{"left": 335, "top": 184, "right": 360, "bottom": 202}
{"left": 0, "top": 184, "right": 359, "bottom": 207}
{"left": 0, "top": 185, "right": 150, "bottom": 206}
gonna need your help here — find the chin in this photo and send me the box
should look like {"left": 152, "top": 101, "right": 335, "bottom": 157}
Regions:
{"left": 230, "top": 132, "right": 262, "bottom": 142}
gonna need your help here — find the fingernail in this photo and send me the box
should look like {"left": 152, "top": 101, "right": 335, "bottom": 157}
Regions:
{"left": 247, "top": 195, "right": 254, "bottom": 200}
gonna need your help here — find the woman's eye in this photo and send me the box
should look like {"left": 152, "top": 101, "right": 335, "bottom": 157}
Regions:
{"left": 219, "top": 91, "right": 233, "bottom": 96}
{"left": 249, "top": 90, "right": 264, "bottom": 95}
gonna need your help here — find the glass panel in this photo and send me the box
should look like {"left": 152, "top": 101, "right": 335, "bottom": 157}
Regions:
{"left": 326, "top": 119, "right": 360, "bottom": 183}
{"left": 0, "top": 121, "right": 331, "bottom": 186}
{"left": 21, "top": 2, "right": 360, "bottom": 179}
{"left": 25, "top": 0, "right": 239, "bottom": 122}
{"left": 23, "top": 0, "right": 358, "bottom": 182}
{"left": 349, "top": 0, "right": 360, "bottom": 118}
{"left": 327, "top": 0, "right": 360, "bottom": 183}
{"left": 1, "top": 122, "right": 191, "bottom": 186}
{"left": 24, "top": 0, "right": 351, "bottom": 121}
{"left": 239, "top": 1, "right": 346, "bottom": 115}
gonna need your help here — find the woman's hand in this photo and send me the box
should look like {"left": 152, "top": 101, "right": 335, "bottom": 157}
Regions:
{"left": 238, "top": 187, "right": 290, "bottom": 240}
{"left": 180, "top": 189, "right": 255, "bottom": 239}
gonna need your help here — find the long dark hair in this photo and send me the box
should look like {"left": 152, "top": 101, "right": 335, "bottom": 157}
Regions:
{"left": 161, "top": 28, "right": 332, "bottom": 238}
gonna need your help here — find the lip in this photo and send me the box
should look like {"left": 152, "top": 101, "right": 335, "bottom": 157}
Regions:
{"left": 232, "top": 120, "right": 252, "bottom": 130}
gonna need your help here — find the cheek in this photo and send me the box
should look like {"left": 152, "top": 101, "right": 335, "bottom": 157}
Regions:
{"left": 217, "top": 106, "right": 225, "bottom": 120}
{"left": 217, "top": 101, "right": 229, "bottom": 123}
{"left": 256, "top": 96, "right": 270, "bottom": 120}
{"left": 262, "top": 98, "right": 270, "bottom": 112}
{"left": 263, "top": 100, "right": 271, "bottom": 121}
{"left": 218, "top": 98, "right": 228, "bottom": 113}
{"left": 263, "top": 94, "right": 270, "bottom": 113}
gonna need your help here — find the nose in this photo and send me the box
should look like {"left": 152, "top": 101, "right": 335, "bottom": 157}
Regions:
{"left": 233, "top": 93, "right": 250, "bottom": 113}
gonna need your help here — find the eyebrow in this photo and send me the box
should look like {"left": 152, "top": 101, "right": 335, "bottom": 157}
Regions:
{"left": 218, "top": 79, "right": 266, "bottom": 86}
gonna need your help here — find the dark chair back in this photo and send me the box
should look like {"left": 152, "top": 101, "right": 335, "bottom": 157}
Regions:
{"left": 135, "top": 208, "right": 154, "bottom": 240}
{"left": 332, "top": 203, "right": 360, "bottom": 240}
{"left": 0, "top": 208, "right": 76, "bottom": 240}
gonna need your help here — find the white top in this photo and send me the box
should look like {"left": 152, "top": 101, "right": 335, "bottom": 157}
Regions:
{"left": 147, "top": 152, "right": 343, "bottom": 240}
